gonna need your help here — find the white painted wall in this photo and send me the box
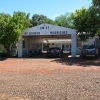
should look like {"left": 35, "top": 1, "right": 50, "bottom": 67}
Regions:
{"left": 82, "top": 38, "right": 95, "bottom": 45}
{"left": 22, "top": 23, "right": 76, "bottom": 36}
{"left": 30, "top": 37, "right": 42, "bottom": 50}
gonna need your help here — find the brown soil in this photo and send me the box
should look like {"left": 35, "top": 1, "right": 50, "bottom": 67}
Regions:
{"left": 0, "top": 57, "right": 100, "bottom": 100}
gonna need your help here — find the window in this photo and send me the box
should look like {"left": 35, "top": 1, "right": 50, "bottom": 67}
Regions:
{"left": 66, "top": 45, "right": 69, "bottom": 48}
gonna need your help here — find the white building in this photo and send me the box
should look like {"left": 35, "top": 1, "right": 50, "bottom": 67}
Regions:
{"left": 18, "top": 23, "right": 76, "bottom": 57}
{"left": 0, "top": 23, "right": 99, "bottom": 57}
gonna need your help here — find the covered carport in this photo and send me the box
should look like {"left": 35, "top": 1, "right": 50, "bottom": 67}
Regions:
{"left": 18, "top": 23, "right": 77, "bottom": 57}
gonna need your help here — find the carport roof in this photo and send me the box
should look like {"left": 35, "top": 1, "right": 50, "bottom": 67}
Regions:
{"left": 22, "top": 23, "right": 76, "bottom": 36}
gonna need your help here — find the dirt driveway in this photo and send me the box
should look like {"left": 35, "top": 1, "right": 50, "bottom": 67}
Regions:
{"left": 0, "top": 57, "right": 100, "bottom": 100}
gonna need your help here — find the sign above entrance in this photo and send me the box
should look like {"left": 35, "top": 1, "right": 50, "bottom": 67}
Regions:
{"left": 24, "top": 32, "right": 40, "bottom": 35}
{"left": 50, "top": 31, "right": 67, "bottom": 35}
{"left": 22, "top": 23, "right": 76, "bottom": 36}
{"left": 24, "top": 31, "right": 67, "bottom": 35}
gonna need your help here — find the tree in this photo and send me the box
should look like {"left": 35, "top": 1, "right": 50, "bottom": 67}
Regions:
{"left": 31, "top": 14, "right": 55, "bottom": 27}
{"left": 71, "top": 7, "right": 99, "bottom": 41}
{"left": 86, "top": 6, "right": 99, "bottom": 37}
{"left": 0, "top": 13, "right": 11, "bottom": 44}
{"left": 92, "top": 0, "right": 100, "bottom": 11}
{"left": 0, "top": 11, "right": 30, "bottom": 54}
{"left": 92, "top": 0, "right": 100, "bottom": 37}
{"left": 55, "top": 13, "right": 73, "bottom": 28}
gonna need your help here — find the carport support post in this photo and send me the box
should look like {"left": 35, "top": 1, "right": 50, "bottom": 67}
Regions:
{"left": 71, "top": 34, "right": 76, "bottom": 57}
{"left": 18, "top": 36, "right": 23, "bottom": 57}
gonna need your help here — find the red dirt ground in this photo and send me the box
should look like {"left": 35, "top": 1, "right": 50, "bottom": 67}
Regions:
{"left": 0, "top": 57, "right": 100, "bottom": 73}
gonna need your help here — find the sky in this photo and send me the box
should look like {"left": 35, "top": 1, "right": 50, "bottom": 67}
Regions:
{"left": 0, "top": 0, "right": 92, "bottom": 20}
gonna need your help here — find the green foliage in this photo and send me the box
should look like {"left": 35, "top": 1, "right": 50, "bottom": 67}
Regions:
{"left": 86, "top": 6, "right": 99, "bottom": 36}
{"left": 0, "top": 13, "right": 11, "bottom": 44}
{"left": 71, "top": 6, "right": 99, "bottom": 41}
{"left": 71, "top": 7, "right": 88, "bottom": 32}
{"left": 55, "top": 13, "right": 73, "bottom": 28}
{"left": 92, "top": 0, "right": 100, "bottom": 11}
{"left": 0, "top": 50, "right": 11, "bottom": 57}
{"left": 0, "top": 11, "right": 30, "bottom": 53}
{"left": 31, "top": 14, "right": 55, "bottom": 26}
{"left": 92, "top": 0, "right": 100, "bottom": 38}
{"left": 45, "top": 18, "right": 56, "bottom": 25}
{"left": 31, "top": 14, "right": 46, "bottom": 26}
{"left": 31, "top": 13, "right": 73, "bottom": 28}
{"left": 78, "top": 32, "right": 90, "bottom": 41}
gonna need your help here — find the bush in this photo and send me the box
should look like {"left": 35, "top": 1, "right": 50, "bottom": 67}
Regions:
{"left": 0, "top": 51, "right": 12, "bottom": 57}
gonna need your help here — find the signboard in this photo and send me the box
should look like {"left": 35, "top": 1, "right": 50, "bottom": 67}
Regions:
{"left": 24, "top": 31, "right": 67, "bottom": 35}
{"left": 22, "top": 24, "right": 76, "bottom": 36}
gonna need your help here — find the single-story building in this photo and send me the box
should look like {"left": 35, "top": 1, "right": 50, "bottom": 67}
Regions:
{"left": 0, "top": 23, "right": 99, "bottom": 57}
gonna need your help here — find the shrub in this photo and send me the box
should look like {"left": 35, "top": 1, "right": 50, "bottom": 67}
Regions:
{"left": 0, "top": 51, "right": 11, "bottom": 57}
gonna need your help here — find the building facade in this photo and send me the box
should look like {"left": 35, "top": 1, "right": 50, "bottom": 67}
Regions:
{"left": 0, "top": 24, "right": 98, "bottom": 57}
{"left": 18, "top": 23, "right": 76, "bottom": 57}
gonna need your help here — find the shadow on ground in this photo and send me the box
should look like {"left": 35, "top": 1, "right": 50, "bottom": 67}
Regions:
{"left": 0, "top": 58, "right": 7, "bottom": 61}
{"left": 51, "top": 56, "right": 100, "bottom": 67}
{"left": 23, "top": 53, "right": 100, "bottom": 67}
{"left": 1, "top": 53, "right": 100, "bottom": 67}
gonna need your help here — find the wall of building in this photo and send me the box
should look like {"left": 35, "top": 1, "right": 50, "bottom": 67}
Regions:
{"left": 82, "top": 38, "right": 95, "bottom": 45}
{"left": 30, "top": 37, "right": 42, "bottom": 50}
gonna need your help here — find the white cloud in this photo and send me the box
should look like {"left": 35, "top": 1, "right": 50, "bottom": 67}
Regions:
{"left": 54, "top": 14, "right": 59, "bottom": 18}
{"left": 48, "top": 15, "right": 59, "bottom": 20}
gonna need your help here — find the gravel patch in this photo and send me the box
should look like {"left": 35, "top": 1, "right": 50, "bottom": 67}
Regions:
{"left": 0, "top": 58, "right": 100, "bottom": 100}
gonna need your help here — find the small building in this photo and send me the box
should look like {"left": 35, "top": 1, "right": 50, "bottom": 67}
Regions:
{"left": 18, "top": 23, "right": 77, "bottom": 57}
{"left": 0, "top": 23, "right": 99, "bottom": 57}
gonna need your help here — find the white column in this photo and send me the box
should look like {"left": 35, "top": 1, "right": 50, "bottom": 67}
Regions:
{"left": 18, "top": 36, "right": 23, "bottom": 57}
{"left": 71, "top": 34, "right": 76, "bottom": 57}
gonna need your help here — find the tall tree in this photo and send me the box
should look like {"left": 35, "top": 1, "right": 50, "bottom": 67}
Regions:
{"left": 31, "top": 14, "right": 55, "bottom": 26}
{"left": 0, "top": 11, "right": 30, "bottom": 53}
{"left": 86, "top": 6, "right": 99, "bottom": 37}
{"left": 0, "top": 13, "right": 11, "bottom": 44}
{"left": 92, "top": 0, "right": 100, "bottom": 37}
{"left": 71, "top": 7, "right": 99, "bottom": 41}
{"left": 55, "top": 13, "right": 73, "bottom": 28}
{"left": 92, "top": 0, "right": 100, "bottom": 11}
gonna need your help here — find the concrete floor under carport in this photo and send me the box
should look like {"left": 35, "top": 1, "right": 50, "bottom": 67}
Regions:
{"left": 22, "top": 34, "right": 72, "bottom": 57}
